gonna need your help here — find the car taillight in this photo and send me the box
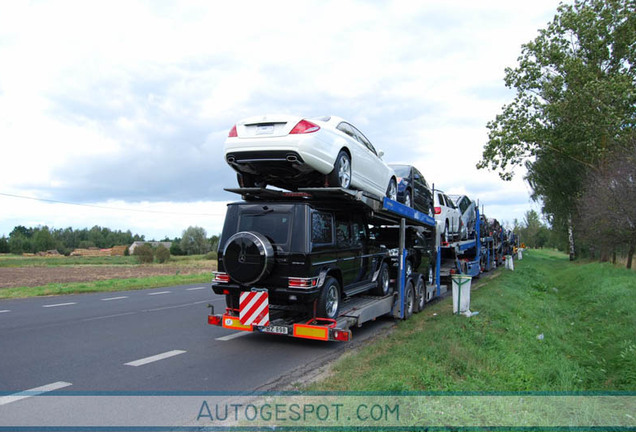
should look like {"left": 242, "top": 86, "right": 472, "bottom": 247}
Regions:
{"left": 289, "top": 120, "right": 320, "bottom": 134}
{"left": 333, "top": 329, "right": 351, "bottom": 341}
{"left": 213, "top": 272, "right": 230, "bottom": 283}
{"left": 228, "top": 125, "right": 238, "bottom": 137}
{"left": 289, "top": 277, "right": 318, "bottom": 288}
{"left": 434, "top": 207, "right": 442, "bottom": 215}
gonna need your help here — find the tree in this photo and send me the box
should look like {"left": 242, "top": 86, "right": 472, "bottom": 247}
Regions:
{"left": 478, "top": 0, "right": 636, "bottom": 260}
{"left": 133, "top": 243, "right": 154, "bottom": 264}
{"left": 579, "top": 138, "right": 636, "bottom": 268}
{"left": 155, "top": 244, "right": 171, "bottom": 263}
{"left": 180, "top": 226, "right": 210, "bottom": 255}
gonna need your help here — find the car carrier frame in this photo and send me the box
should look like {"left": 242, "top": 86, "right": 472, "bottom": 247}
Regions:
{"left": 207, "top": 187, "right": 487, "bottom": 342}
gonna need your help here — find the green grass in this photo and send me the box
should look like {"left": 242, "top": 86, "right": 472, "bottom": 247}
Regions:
{"left": 309, "top": 249, "right": 636, "bottom": 392}
{"left": 0, "top": 273, "right": 213, "bottom": 299}
{"left": 0, "top": 253, "right": 213, "bottom": 267}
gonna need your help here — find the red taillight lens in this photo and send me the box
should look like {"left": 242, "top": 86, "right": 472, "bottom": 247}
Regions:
{"left": 213, "top": 272, "right": 230, "bottom": 283}
{"left": 434, "top": 207, "right": 442, "bottom": 215}
{"left": 333, "top": 330, "right": 351, "bottom": 341}
{"left": 228, "top": 125, "right": 238, "bottom": 137}
{"left": 289, "top": 277, "right": 317, "bottom": 288}
{"left": 208, "top": 315, "right": 222, "bottom": 326}
{"left": 289, "top": 120, "right": 320, "bottom": 134}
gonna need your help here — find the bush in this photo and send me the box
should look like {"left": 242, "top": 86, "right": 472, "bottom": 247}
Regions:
{"left": 155, "top": 244, "right": 171, "bottom": 263}
{"left": 204, "top": 251, "right": 218, "bottom": 261}
{"left": 133, "top": 244, "right": 154, "bottom": 264}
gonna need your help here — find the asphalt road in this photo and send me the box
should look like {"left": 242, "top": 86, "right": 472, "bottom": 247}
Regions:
{"left": 0, "top": 284, "right": 394, "bottom": 395}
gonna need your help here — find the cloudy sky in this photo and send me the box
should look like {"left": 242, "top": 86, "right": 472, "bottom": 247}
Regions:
{"left": 0, "top": 0, "right": 561, "bottom": 240}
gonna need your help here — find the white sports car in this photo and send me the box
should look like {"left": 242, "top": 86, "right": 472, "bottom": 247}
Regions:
{"left": 224, "top": 115, "right": 397, "bottom": 200}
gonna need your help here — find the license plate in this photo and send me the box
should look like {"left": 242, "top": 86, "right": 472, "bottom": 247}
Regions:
{"left": 262, "top": 325, "right": 288, "bottom": 335}
{"left": 256, "top": 124, "right": 274, "bottom": 135}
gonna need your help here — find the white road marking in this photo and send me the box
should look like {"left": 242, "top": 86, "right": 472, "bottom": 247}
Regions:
{"left": 216, "top": 332, "right": 249, "bottom": 341}
{"left": 42, "top": 302, "right": 77, "bottom": 308}
{"left": 0, "top": 310, "right": 10, "bottom": 313}
{"left": 124, "top": 350, "right": 186, "bottom": 367}
{"left": 80, "top": 312, "right": 137, "bottom": 322}
{"left": 0, "top": 381, "right": 72, "bottom": 406}
{"left": 148, "top": 291, "right": 171, "bottom": 296}
{"left": 186, "top": 286, "right": 207, "bottom": 291}
{"left": 101, "top": 296, "right": 128, "bottom": 301}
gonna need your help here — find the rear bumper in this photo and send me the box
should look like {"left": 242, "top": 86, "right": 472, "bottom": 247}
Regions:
{"left": 212, "top": 283, "right": 321, "bottom": 304}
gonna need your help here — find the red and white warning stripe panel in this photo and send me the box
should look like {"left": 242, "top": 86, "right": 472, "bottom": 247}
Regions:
{"left": 239, "top": 290, "right": 270, "bottom": 326}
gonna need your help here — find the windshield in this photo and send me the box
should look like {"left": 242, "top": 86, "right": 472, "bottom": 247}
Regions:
{"left": 238, "top": 212, "right": 291, "bottom": 245}
{"left": 390, "top": 165, "right": 411, "bottom": 177}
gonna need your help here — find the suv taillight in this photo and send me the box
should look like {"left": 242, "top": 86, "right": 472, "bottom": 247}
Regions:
{"left": 213, "top": 272, "right": 230, "bottom": 283}
{"left": 434, "top": 206, "right": 441, "bottom": 215}
{"left": 289, "top": 120, "right": 320, "bottom": 134}
{"left": 228, "top": 125, "right": 238, "bottom": 137}
{"left": 289, "top": 277, "right": 318, "bottom": 288}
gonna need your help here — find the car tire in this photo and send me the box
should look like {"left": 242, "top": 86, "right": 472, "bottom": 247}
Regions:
{"left": 374, "top": 261, "right": 392, "bottom": 296}
{"left": 404, "top": 189, "right": 413, "bottom": 208}
{"left": 223, "top": 231, "right": 274, "bottom": 285}
{"left": 225, "top": 293, "right": 239, "bottom": 310}
{"left": 403, "top": 279, "right": 415, "bottom": 319}
{"left": 414, "top": 275, "right": 426, "bottom": 312}
{"left": 405, "top": 259, "right": 413, "bottom": 278}
{"left": 329, "top": 150, "right": 351, "bottom": 189}
{"left": 317, "top": 276, "right": 340, "bottom": 319}
{"left": 386, "top": 178, "right": 398, "bottom": 201}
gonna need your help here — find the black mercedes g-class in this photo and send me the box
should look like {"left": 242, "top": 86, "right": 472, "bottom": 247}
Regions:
{"left": 212, "top": 200, "right": 392, "bottom": 320}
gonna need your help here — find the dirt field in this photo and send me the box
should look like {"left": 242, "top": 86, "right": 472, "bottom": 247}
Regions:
{"left": 0, "top": 265, "right": 213, "bottom": 288}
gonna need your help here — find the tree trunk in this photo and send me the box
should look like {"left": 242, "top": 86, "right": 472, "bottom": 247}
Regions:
{"left": 568, "top": 215, "right": 576, "bottom": 261}
{"left": 627, "top": 243, "right": 635, "bottom": 270}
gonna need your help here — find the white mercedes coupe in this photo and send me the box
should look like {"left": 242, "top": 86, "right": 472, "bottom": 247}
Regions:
{"left": 224, "top": 115, "right": 397, "bottom": 200}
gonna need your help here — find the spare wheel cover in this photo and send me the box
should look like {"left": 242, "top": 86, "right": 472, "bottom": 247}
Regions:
{"left": 223, "top": 231, "right": 275, "bottom": 285}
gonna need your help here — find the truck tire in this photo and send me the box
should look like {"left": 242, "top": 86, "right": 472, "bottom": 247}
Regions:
{"left": 317, "top": 277, "right": 340, "bottom": 319}
{"left": 414, "top": 274, "right": 426, "bottom": 313}
{"left": 374, "top": 261, "right": 392, "bottom": 296}
{"left": 223, "top": 231, "right": 274, "bottom": 285}
{"left": 403, "top": 279, "right": 415, "bottom": 319}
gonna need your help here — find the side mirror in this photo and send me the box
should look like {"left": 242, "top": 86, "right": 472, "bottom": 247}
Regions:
{"left": 378, "top": 150, "right": 384, "bottom": 158}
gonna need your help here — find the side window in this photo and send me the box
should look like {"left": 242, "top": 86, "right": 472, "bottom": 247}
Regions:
{"left": 336, "top": 220, "right": 351, "bottom": 247}
{"left": 336, "top": 122, "right": 357, "bottom": 140}
{"left": 350, "top": 124, "right": 377, "bottom": 156}
{"left": 311, "top": 211, "right": 333, "bottom": 245}
{"left": 459, "top": 198, "right": 469, "bottom": 213}
{"left": 351, "top": 220, "right": 366, "bottom": 247}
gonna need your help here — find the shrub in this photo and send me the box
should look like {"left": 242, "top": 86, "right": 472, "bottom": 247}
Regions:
{"left": 155, "top": 244, "right": 171, "bottom": 263}
{"left": 133, "top": 243, "right": 154, "bottom": 264}
{"left": 204, "top": 251, "right": 218, "bottom": 261}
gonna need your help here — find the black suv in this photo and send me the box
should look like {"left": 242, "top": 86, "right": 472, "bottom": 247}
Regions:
{"left": 212, "top": 200, "right": 392, "bottom": 320}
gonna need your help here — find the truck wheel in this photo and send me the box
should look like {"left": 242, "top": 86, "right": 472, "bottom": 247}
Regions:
{"left": 329, "top": 151, "right": 351, "bottom": 189}
{"left": 223, "top": 231, "right": 274, "bottom": 285}
{"left": 317, "top": 277, "right": 340, "bottom": 319}
{"left": 374, "top": 261, "right": 392, "bottom": 296}
{"left": 403, "top": 280, "right": 415, "bottom": 319}
{"left": 414, "top": 275, "right": 426, "bottom": 313}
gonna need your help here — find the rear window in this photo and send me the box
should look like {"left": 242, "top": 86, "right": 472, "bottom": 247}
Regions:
{"left": 391, "top": 165, "right": 411, "bottom": 177}
{"left": 239, "top": 212, "right": 291, "bottom": 245}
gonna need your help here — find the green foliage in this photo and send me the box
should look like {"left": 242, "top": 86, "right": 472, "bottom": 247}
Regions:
{"left": 204, "top": 250, "right": 218, "bottom": 260}
{"left": 180, "top": 226, "right": 210, "bottom": 255}
{"left": 478, "top": 0, "right": 636, "bottom": 257}
{"left": 0, "top": 236, "right": 8, "bottom": 253}
{"left": 133, "top": 243, "right": 154, "bottom": 264}
{"left": 155, "top": 244, "right": 171, "bottom": 263}
{"left": 309, "top": 250, "right": 636, "bottom": 392}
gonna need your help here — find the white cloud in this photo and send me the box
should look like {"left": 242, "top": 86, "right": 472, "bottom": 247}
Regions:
{"left": 0, "top": 0, "right": 563, "bottom": 237}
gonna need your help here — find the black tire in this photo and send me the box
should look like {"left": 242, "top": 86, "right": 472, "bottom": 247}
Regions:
{"left": 225, "top": 293, "right": 239, "bottom": 310}
{"left": 329, "top": 150, "right": 351, "bottom": 189}
{"left": 414, "top": 275, "right": 426, "bottom": 313}
{"left": 317, "top": 276, "right": 341, "bottom": 319}
{"left": 223, "top": 231, "right": 274, "bottom": 285}
{"left": 403, "top": 279, "right": 415, "bottom": 319}
{"left": 386, "top": 178, "right": 398, "bottom": 201}
{"left": 404, "top": 189, "right": 413, "bottom": 207}
{"left": 374, "top": 261, "right": 392, "bottom": 296}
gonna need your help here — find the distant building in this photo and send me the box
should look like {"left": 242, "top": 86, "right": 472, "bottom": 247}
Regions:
{"left": 128, "top": 241, "right": 172, "bottom": 255}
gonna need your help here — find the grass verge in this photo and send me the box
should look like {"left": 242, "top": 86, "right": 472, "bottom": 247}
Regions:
{"left": 0, "top": 273, "right": 212, "bottom": 299}
{"left": 309, "top": 249, "right": 636, "bottom": 392}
